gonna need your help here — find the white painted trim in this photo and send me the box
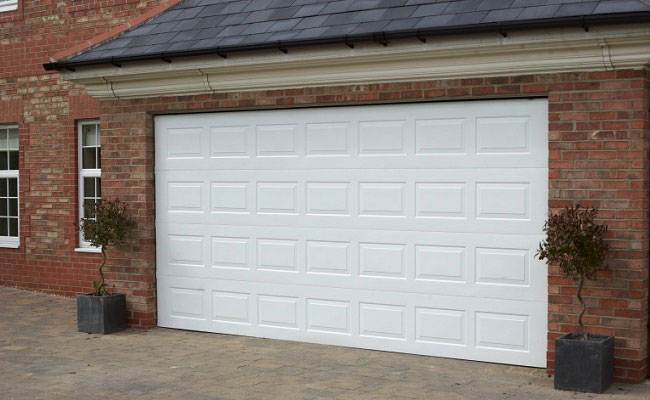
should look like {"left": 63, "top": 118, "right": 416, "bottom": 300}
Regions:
{"left": 75, "top": 247, "right": 102, "bottom": 253}
{"left": 0, "top": 0, "right": 18, "bottom": 13}
{"left": 0, "top": 240, "right": 19, "bottom": 248}
{"left": 0, "top": 124, "right": 19, "bottom": 247}
{"left": 78, "top": 120, "right": 101, "bottom": 249}
{"left": 62, "top": 24, "right": 650, "bottom": 100}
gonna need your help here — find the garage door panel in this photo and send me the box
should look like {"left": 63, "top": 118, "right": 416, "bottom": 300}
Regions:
{"left": 156, "top": 168, "right": 547, "bottom": 235}
{"left": 155, "top": 99, "right": 548, "bottom": 367}
{"left": 157, "top": 223, "right": 547, "bottom": 302}
{"left": 157, "top": 276, "right": 547, "bottom": 367}
{"left": 155, "top": 100, "right": 547, "bottom": 171}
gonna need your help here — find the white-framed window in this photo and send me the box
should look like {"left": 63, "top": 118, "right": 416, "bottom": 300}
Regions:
{"left": 0, "top": 124, "right": 19, "bottom": 248}
{"left": 0, "top": 0, "right": 18, "bottom": 12}
{"left": 78, "top": 120, "right": 101, "bottom": 250}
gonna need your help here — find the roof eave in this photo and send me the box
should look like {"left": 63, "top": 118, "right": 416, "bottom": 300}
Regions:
{"left": 43, "top": 12, "right": 650, "bottom": 71}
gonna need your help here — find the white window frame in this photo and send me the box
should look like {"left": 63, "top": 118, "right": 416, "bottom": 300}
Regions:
{"left": 77, "top": 120, "right": 101, "bottom": 252}
{"left": 0, "top": 0, "right": 18, "bottom": 13}
{"left": 0, "top": 124, "right": 19, "bottom": 248}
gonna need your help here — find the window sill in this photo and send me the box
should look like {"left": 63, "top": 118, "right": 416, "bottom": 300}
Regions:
{"left": 75, "top": 247, "right": 102, "bottom": 254}
{"left": 0, "top": 241, "right": 19, "bottom": 249}
{"left": 0, "top": 1, "right": 18, "bottom": 12}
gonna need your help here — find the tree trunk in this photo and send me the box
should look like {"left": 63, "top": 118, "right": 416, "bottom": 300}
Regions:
{"left": 97, "top": 247, "right": 107, "bottom": 296}
{"left": 576, "top": 273, "right": 588, "bottom": 340}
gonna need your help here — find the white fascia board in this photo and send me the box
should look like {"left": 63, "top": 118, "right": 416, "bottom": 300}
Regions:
{"left": 63, "top": 24, "right": 650, "bottom": 100}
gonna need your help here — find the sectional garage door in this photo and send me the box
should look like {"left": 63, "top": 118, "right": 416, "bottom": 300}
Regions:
{"left": 155, "top": 99, "right": 548, "bottom": 367}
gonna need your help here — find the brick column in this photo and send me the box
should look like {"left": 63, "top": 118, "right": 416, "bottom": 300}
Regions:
{"left": 99, "top": 105, "right": 156, "bottom": 327}
{"left": 545, "top": 70, "right": 650, "bottom": 383}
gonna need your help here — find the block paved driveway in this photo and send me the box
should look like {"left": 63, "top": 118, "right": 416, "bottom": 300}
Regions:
{"left": 1, "top": 287, "right": 649, "bottom": 400}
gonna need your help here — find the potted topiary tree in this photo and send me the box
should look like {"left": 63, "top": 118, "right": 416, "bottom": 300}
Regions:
{"left": 537, "top": 205, "right": 611, "bottom": 393}
{"left": 78, "top": 199, "right": 135, "bottom": 334}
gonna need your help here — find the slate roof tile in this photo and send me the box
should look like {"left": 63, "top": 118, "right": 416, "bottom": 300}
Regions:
{"left": 482, "top": 7, "right": 525, "bottom": 22}
{"left": 59, "top": 0, "right": 650, "bottom": 65}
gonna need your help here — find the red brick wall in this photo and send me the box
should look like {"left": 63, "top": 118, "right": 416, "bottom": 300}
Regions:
{"left": 0, "top": 0, "right": 171, "bottom": 327}
{"left": 96, "top": 69, "right": 649, "bottom": 382}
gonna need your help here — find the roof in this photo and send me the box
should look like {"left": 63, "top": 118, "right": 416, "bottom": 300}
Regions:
{"left": 45, "top": 0, "right": 650, "bottom": 70}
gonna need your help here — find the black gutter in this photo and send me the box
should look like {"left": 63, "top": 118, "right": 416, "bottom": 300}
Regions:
{"left": 43, "top": 12, "right": 650, "bottom": 71}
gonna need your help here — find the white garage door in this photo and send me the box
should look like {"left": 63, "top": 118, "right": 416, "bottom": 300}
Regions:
{"left": 155, "top": 99, "right": 548, "bottom": 367}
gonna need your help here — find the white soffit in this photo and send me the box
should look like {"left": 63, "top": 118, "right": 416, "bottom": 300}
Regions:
{"left": 62, "top": 24, "right": 650, "bottom": 99}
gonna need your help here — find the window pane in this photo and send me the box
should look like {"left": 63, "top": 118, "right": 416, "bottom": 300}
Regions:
{"left": 9, "top": 218, "right": 17, "bottom": 238}
{"left": 0, "top": 151, "right": 6, "bottom": 171}
{"left": 0, "top": 129, "right": 6, "bottom": 151}
{"left": 82, "top": 124, "right": 98, "bottom": 147}
{"left": 0, "top": 199, "right": 6, "bottom": 216}
{"left": 82, "top": 147, "right": 97, "bottom": 169}
{"left": 0, "top": 218, "right": 7, "bottom": 236}
{"left": 9, "top": 150, "right": 18, "bottom": 170}
{"left": 97, "top": 148, "right": 101, "bottom": 169}
{"left": 96, "top": 178, "right": 101, "bottom": 197}
{"left": 8, "top": 178, "right": 16, "bottom": 197}
{"left": 84, "top": 199, "right": 96, "bottom": 219}
{"left": 8, "top": 199, "right": 17, "bottom": 217}
{"left": 0, "top": 178, "right": 6, "bottom": 197}
{"left": 83, "top": 177, "right": 95, "bottom": 198}
{"left": 8, "top": 129, "right": 18, "bottom": 150}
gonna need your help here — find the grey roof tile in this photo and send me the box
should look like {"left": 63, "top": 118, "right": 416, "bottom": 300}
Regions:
{"left": 414, "top": 13, "right": 454, "bottom": 28}
{"left": 412, "top": 3, "right": 450, "bottom": 17}
{"left": 351, "top": 9, "right": 387, "bottom": 23}
{"left": 320, "top": 0, "right": 354, "bottom": 14}
{"left": 241, "top": 20, "right": 276, "bottom": 34}
{"left": 511, "top": 0, "right": 549, "bottom": 6}
{"left": 516, "top": 4, "right": 561, "bottom": 19}
{"left": 294, "top": 3, "right": 327, "bottom": 17}
{"left": 594, "top": 0, "right": 649, "bottom": 12}
{"left": 270, "top": 6, "right": 301, "bottom": 19}
{"left": 323, "top": 11, "right": 357, "bottom": 25}
{"left": 322, "top": 24, "right": 358, "bottom": 36}
{"left": 294, "top": 14, "right": 328, "bottom": 29}
{"left": 242, "top": 0, "right": 274, "bottom": 12}
{"left": 242, "top": 9, "right": 276, "bottom": 24}
{"left": 62, "top": 0, "right": 650, "bottom": 65}
{"left": 176, "top": 6, "right": 204, "bottom": 19}
{"left": 447, "top": 10, "right": 489, "bottom": 25}
{"left": 482, "top": 7, "right": 525, "bottom": 22}
{"left": 218, "top": 13, "right": 248, "bottom": 26}
{"left": 202, "top": 3, "right": 229, "bottom": 16}
{"left": 381, "top": 5, "right": 418, "bottom": 20}
{"left": 221, "top": 1, "right": 251, "bottom": 14}
{"left": 350, "top": 20, "right": 391, "bottom": 34}
{"left": 445, "top": 0, "right": 484, "bottom": 13}
{"left": 269, "top": 30, "right": 300, "bottom": 41}
{"left": 553, "top": 1, "right": 599, "bottom": 16}
{"left": 383, "top": 17, "right": 422, "bottom": 31}
{"left": 269, "top": 18, "right": 301, "bottom": 31}
{"left": 477, "top": 0, "right": 515, "bottom": 10}
{"left": 348, "top": 0, "right": 382, "bottom": 11}
{"left": 292, "top": 26, "right": 329, "bottom": 39}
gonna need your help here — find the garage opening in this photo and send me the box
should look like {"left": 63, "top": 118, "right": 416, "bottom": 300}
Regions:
{"left": 155, "top": 99, "right": 548, "bottom": 367}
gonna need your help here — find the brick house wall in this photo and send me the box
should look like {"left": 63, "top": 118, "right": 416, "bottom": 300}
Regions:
{"left": 0, "top": 0, "right": 648, "bottom": 383}
{"left": 0, "top": 0, "right": 172, "bottom": 328}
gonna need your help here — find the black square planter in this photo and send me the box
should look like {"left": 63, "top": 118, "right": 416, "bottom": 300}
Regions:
{"left": 554, "top": 333, "right": 614, "bottom": 393}
{"left": 77, "top": 293, "right": 127, "bottom": 334}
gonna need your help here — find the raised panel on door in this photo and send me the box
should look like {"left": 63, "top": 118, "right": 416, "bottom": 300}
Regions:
{"left": 156, "top": 168, "right": 547, "bottom": 235}
{"left": 155, "top": 99, "right": 548, "bottom": 171}
{"left": 157, "top": 223, "right": 547, "bottom": 302}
